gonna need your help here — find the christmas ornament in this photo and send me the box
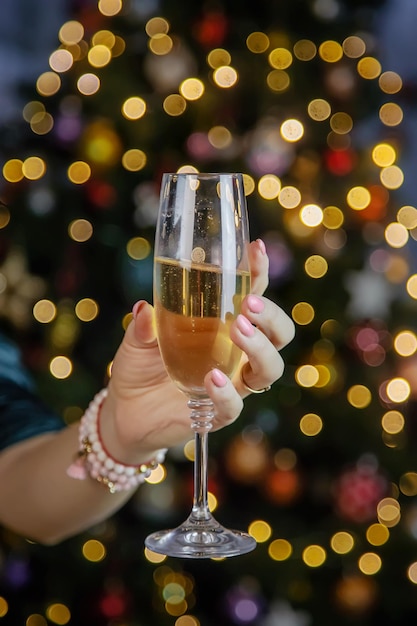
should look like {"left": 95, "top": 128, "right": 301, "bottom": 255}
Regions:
{"left": 333, "top": 458, "right": 388, "bottom": 523}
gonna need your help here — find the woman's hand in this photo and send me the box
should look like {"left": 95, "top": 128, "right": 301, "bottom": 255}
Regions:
{"left": 99, "top": 239, "right": 295, "bottom": 463}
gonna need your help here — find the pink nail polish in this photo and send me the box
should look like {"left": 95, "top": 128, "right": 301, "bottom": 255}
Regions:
{"left": 132, "top": 300, "right": 145, "bottom": 319}
{"left": 247, "top": 294, "right": 265, "bottom": 314}
{"left": 237, "top": 314, "right": 255, "bottom": 337}
{"left": 211, "top": 368, "right": 228, "bottom": 387}
{"left": 256, "top": 238, "right": 266, "bottom": 255}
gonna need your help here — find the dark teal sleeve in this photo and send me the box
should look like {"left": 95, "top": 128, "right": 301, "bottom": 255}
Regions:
{"left": 0, "top": 333, "right": 65, "bottom": 451}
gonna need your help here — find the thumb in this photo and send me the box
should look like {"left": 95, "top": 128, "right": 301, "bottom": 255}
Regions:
{"left": 124, "top": 300, "right": 158, "bottom": 348}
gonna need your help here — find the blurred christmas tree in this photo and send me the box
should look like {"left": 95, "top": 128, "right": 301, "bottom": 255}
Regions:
{"left": 2, "top": 0, "right": 417, "bottom": 624}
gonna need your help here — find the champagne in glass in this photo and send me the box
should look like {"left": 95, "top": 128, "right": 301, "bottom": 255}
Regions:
{"left": 145, "top": 172, "right": 256, "bottom": 558}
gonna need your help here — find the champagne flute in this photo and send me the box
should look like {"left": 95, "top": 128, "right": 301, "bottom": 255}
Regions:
{"left": 145, "top": 172, "right": 257, "bottom": 558}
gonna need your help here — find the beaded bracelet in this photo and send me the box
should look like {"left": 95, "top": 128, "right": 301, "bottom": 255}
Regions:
{"left": 66, "top": 388, "right": 167, "bottom": 494}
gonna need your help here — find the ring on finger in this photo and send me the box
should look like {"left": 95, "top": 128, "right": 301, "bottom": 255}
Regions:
{"left": 240, "top": 363, "right": 271, "bottom": 394}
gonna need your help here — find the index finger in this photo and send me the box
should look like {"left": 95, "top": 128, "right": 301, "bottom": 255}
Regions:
{"left": 248, "top": 239, "right": 269, "bottom": 295}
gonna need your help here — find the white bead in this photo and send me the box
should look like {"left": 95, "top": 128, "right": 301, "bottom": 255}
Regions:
{"left": 104, "top": 457, "right": 115, "bottom": 470}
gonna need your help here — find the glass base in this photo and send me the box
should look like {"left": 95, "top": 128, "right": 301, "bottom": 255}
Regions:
{"left": 145, "top": 515, "right": 257, "bottom": 559}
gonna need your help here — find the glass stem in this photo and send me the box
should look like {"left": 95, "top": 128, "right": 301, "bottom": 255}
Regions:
{"left": 188, "top": 399, "right": 214, "bottom": 522}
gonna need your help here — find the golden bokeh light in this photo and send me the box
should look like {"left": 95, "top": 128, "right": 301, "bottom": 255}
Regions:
{"left": 267, "top": 69, "right": 290, "bottom": 92}
{"left": 45, "top": 603, "right": 71, "bottom": 625}
{"left": 330, "top": 531, "right": 354, "bottom": 554}
{"left": 386, "top": 377, "right": 410, "bottom": 403}
{"left": 23, "top": 100, "right": 45, "bottom": 122}
{"left": 399, "top": 472, "right": 417, "bottom": 496}
{"left": 36, "top": 71, "right": 61, "bottom": 96}
{"left": 304, "top": 255, "right": 328, "bottom": 278}
{"left": 68, "top": 161, "right": 91, "bottom": 184}
{"left": 293, "top": 39, "right": 317, "bottom": 61}
{"left": 0, "top": 598, "right": 7, "bottom": 619}
{"left": 292, "top": 301, "right": 315, "bottom": 325}
{"left": 299, "top": 413, "right": 323, "bottom": 436}
{"left": 98, "top": 0, "right": 122, "bottom": 17}
{"left": 406, "top": 274, "right": 417, "bottom": 299}
{"left": 145, "top": 463, "right": 167, "bottom": 485}
{"left": 49, "top": 49, "right": 74, "bottom": 73}
{"left": 75, "top": 298, "right": 99, "bottom": 322}
{"left": 213, "top": 66, "right": 238, "bottom": 88}
{"left": 318, "top": 40, "right": 343, "bottom": 63}
{"left": 163, "top": 94, "right": 187, "bottom": 116}
{"left": 322, "top": 205, "right": 344, "bottom": 229}
{"left": 308, "top": 98, "right": 331, "bottom": 121}
{"left": 394, "top": 330, "right": 417, "bottom": 356}
{"left": 91, "top": 30, "right": 116, "bottom": 49}
{"left": 347, "top": 384, "right": 372, "bottom": 408}
{"left": 33, "top": 299, "right": 57, "bottom": 323}
{"left": 397, "top": 205, "right": 417, "bottom": 229}
{"left": 149, "top": 33, "right": 173, "bottom": 55}
{"left": 347, "top": 186, "right": 371, "bottom": 210}
{"left": 258, "top": 174, "right": 281, "bottom": 199}
{"left": 3, "top": 159, "right": 24, "bottom": 183}
{"left": 357, "top": 56, "right": 382, "bottom": 79}
{"left": 280, "top": 118, "right": 304, "bottom": 142}
{"left": 268, "top": 47, "right": 293, "bottom": 70}
{"left": 59, "top": 20, "right": 84, "bottom": 45}
{"left": 30, "top": 111, "right": 54, "bottom": 135}
{"left": 385, "top": 222, "right": 408, "bottom": 248}
{"left": 126, "top": 237, "right": 151, "bottom": 260}
{"left": 68, "top": 218, "right": 93, "bottom": 242}
{"left": 145, "top": 547, "right": 167, "bottom": 564}
{"left": 122, "top": 96, "right": 147, "bottom": 120}
{"left": 330, "top": 112, "right": 353, "bottom": 134}
{"left": 208, "top": 125, "right": 232, "bottom": 149}
{"left": 122, "top": 148, "right": 147, "bottom": 171}
{"left": 372, "top": 142, "right": 396, "bottom": 167}
{"left": 0, "top": 205, "right": 10, "bottom": 229}
{"left": 377, "top": 497, "right": 401, "bottom": 527}
{"left": 242, "top": 174, "right": 256, "bottom": 196}
{"left": 88, "top": 44, "right": 112, "bottom": 67}
{"left": 381, "top": 409, "right": 405, "bottom": 434}
{"left": 407, "top": 562, "right": 417, "bottom": 584}
{"left": 366, "top": 523, "right": 390, "bottom": 546}
{"left": 379, "top": 102, "right": 403, "bottom": 127}
{"left": 77, "top": 73, "right": 100, "bottom": 95}
{"left": 295, "top": 364, "right": 320, "bottom": 387}
{"left": 246, "top": 31, "right": 270, "bottom": 53}
{"left": 278, "top": 186, "right": 301, "bottom": 208}
{"left": 380, "top": 165, "right": 404, "bottom": 189}
{"left": 82, "top": 539, "right": 106, "bottom": 562}
{"left": 300, "top": 203, "right": 323, "bottom": 227}
{"left": 248, "top": 520, "right": 272, "bottom": 542}
{"left": 342, "top": 36, "right": 366, "bottom": 58}
{"left": 379, "top": 70, "right": 403, "bottom": 94}
{"left": 22, "top": 156, "right": 46, "bottom": 180}
{"left": 302, "top": 544, "right": 327, "bottom": 567}
{"left": 49, "top": 356, "right": 73, "bottom": 379}
{"left": 179, "top": 78, "right": 205, "bottom": 100}
{"left": 175, "top": 616, "right": 200, "bottom": 626}
{"left": 358, "top": 552, "right": 382, "bottom": 575}
{"left": 145, "top": 16, "right": 170, "bottom": 37}
{"left": 207, "top": 48, "right": 231, "bottom": 68}
{"left": 268, "top": 538, "right": 292, "bottom": 561}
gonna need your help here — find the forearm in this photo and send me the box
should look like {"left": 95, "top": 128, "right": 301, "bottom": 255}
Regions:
{"left": 0, "top": 423, "right": 136, "bottom": 545}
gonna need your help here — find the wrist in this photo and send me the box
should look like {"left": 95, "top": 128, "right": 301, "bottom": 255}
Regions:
{"left": 66, "top": 388, "right": 167, "bottom": 493}
{"left": 99, "top": 390, "right": 160, "bottom": 465}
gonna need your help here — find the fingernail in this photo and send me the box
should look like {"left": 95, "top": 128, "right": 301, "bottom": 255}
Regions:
{"left": 256, "top": 238, "right": 266, "bottom": 255}
{"left": 247, "top": 294, "right": 265, "bottom": 314}
{"left": 211, "top": 368, "right": 228, "bottom": 387}
{"left": 237, "top": 314, "right": 255, "bottom": 337}
{"left": 132, "top": 300, "right": 146, "bottom": 319}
